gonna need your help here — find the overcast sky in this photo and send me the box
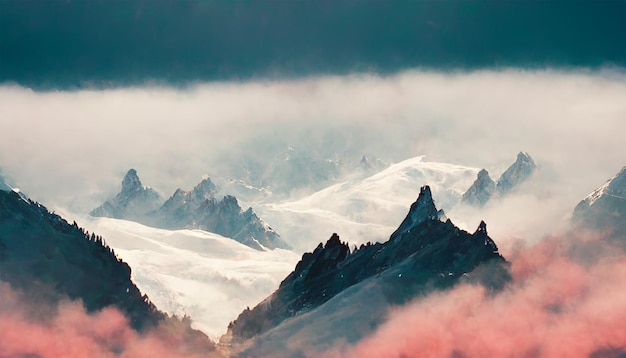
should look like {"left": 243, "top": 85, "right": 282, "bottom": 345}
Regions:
{"left": 2, "top": 1, "right": 624, "bottom": 88}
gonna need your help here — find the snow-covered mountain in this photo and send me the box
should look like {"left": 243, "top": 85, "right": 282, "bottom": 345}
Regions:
{"left": 573, "top": 165, "right": 626, "bottom": 241}
{"left": 461, "top": 152, "right": 537, "bottom": 207}
{"left": 256, "top": 156, "right": 478, "bottom": 252}
{"left": 155, "top": 191, "right": 288, "bottom": 250}
{"left": 90, "top": 169, "right": 163, "bottom": 222}
{"left": 92, "top": 170, "right": 288, "bottom": 250}
{"left": 225, "top": 185, "right": 508, "bottom": 355}
{"left": 75, "top": 215, "right": 299, "bottom": 340}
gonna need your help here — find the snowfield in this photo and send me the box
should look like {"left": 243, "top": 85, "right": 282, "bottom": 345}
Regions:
{"left": 256, "top": 156, "right": 479, "bottom": 251}
{"left": 70, "top": 214, "right": 299, "bottom": 340}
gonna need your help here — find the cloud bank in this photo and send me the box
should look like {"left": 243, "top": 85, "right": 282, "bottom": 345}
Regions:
{"left": 1, "top": 69, "right": 625, "bottom": 356}
{"left": 321, "top": 231, "right": 626, "bottom": 357}
{"left": 0, "top": 69, "right": 625, "bottom": 216}
{"left": 0, "top": 281, "right": 221, "bottom": 358}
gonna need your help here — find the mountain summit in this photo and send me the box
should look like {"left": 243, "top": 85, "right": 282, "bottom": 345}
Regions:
{"left": 156, "top": 192, "right": 289, "bottom": 251}
{"left": 226, "top": 185, "right": 508, "bottom": 350}
{"left": 390, "top": 185, "right": 442, "bottom": 239}
{"left": 461, "top": 152, "right": 536, "bottom": 207}
{"left": 121, "top": 168, "right": 142, "bottom": 192}
{"left": 496, "top": 151, "right": 536, "bottom": 194}
{"left": 461, "top": 169, "right": 496, "bottom": 207}
{"left": 573, "top": 166, "right": 626, "bottom": 241}
{"left": 92, "top": 170, "right": 288, "bottom": 250}
{"left": 90, "top": 169, "right": 163, "bottom": 221}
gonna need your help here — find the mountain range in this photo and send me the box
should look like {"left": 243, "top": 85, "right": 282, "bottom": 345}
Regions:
{"left": 3, "top": 157, "right": 626, "bottom": 356}
{"left": 461, "top": 151, "right": 537, "bottom": 207}
{"left": 256, "top": 155, "right": 478, "bottom": 252}
{"left": 225, "top": 186, "right": 510, "bottom": 355}
{"left": 91, "top": 169, "right": 288, "bottom": 250}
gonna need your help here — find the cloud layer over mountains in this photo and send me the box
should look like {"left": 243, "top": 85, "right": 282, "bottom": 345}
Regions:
{"left": 1, "top": 70, "right": 625, "bottom": 218}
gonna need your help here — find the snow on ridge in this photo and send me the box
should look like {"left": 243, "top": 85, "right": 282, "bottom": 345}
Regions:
{"left": 256, "top": 155, "right": 479, "bottom": 252}
{"left": 63, "top": 213, "right": 299, "bottom": 341}
{"left": 585, "top": 180, "right": 611, "bottom": 206}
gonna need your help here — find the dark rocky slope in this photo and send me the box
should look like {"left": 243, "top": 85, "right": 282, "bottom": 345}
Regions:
{"left": 0, "top": 189, "right": 162, "bottom": 329}
{"left": 226, "top": 186, "right": 509, "bottom": 343}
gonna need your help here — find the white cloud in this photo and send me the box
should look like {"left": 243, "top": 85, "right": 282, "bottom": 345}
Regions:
{"left": 0, "top": 69, "right": 624, "bottom": 218}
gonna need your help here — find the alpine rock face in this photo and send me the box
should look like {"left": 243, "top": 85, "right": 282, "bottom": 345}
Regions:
{"left": 461, "top": 169, "right": 496, "bottom": 207}
{"left": 92, "top": 170, "right": 288, "bottom": 250}
{"left": 496, "top": 151, "right": 537, "bottom": 194}
{"left": 573, "top": 166, "right": 626, "bottom": 241}
{"left": 462, "top": 152, "right": 536, "bottom": 206}
{"left": 225, "top": 185, "right": 509, "bottom": 353}
{"left": 90, "top": 169, "right": 163, "bottom": 222}
{"left": 156, "top": 192, "right": 288, "bottom": 251}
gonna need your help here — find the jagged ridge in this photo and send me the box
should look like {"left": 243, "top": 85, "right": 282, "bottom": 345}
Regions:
{"left": 496, "top": 151, "right": 536, "bottom": 194}
{"left": 227, "top": 185, "right": 508, "bottom": 341}
{"left": 91, "top": 170, "right": 288, "bottom": 250}
{"left": 90, "top": 169, "right": 163, "bottom": 221}
{"left": 573, "top": 166, "right": 626, "bottom": 241}
{"left": 461, "top": 169, "right": 496, "bottom": 207}
{"left": 462, "top": 152, "right": 536, "bottom": 206}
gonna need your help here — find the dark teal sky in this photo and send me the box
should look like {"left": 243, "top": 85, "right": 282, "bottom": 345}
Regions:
{"left": 1, "top": 0, "right": 625, "bottom": 89}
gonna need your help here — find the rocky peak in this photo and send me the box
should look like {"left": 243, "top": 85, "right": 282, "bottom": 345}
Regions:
{"left": 477, "top": 168, "right": 490, "bottom": 180}
{"left": 390, "top": 185, "right": 440, "bottom": 239}
{"left": 192, "top": 177, "right": 218, "bottom": 200}
{"left": 572, "top": 166, "right": 626, "bottom": 241}
{"left": 90, "top": 169, "right": 163, "bottom": 220}
{"left": 462, "top": 169, "right": 496, "bottom": 207}
{"left": 227, "top": 186, "right": 508, "bottom": 344}
{"left": 219, "top": 195, "right": 241, "bottom": 212}
{"left": 496, "top": 151, "right": 536, "bottom": 194}
{"left": 473, "top": 220, "right": 500, "bottom": 254}
{"left": 121, "top": 169, "right": 143, "bottom": 192}
{"left": 322, "top": 233, "right": 349, "bottom": 260}
{"left": 93, "top": 171, "right": 288, "bottom": 251}
{"left": 474, "top": 220, "right": 488, "bottom": 235}
{"left": 282, "top": 233, "right": 350, "bottom": 287}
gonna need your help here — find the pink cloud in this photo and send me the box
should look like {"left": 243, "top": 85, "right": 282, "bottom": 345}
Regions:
{"left": 0, "top": 282, "right": 222, "bottom": 358}
{"left": 325, "top": 233, "right": 626, "bottom": 357}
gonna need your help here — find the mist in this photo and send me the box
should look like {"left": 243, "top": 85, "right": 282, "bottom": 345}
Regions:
{"left": 0, "top": 69, "right": 624, "bottom": 248}
{"left": 320, "top": 230, "right": 626, "bottom": 358}
{"left": 1, "top": 69, "right": 623, "bottom": 248}
{"left": 2, "top": 69, "right": 625, "bottom": 355}
{"left": 0, "top": 281, "right": 221, "bottom": 358}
